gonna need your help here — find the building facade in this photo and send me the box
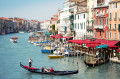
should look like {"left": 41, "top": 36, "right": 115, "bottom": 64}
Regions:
{"left": 109, "top": 0, "right": 120, "bottom": 40}
{"left": 86, "top": 0, "right": 94, "bottom": 38}
{"left": 93, "top": 0, "right": 109, "bottom": 39}
{"left": 59, "top": 0, "right": 71, "bottom": 35}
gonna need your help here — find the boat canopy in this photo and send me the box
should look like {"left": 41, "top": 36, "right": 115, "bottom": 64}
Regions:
{"left": 96, "top": 44, "right": 109, "bottom": 49}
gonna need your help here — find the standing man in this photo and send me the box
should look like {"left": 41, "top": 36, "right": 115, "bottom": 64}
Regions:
{"left": 29, "top": 58, "right": 32, "bottom": 68}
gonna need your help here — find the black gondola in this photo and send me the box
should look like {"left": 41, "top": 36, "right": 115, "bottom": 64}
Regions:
{"left": 20, "top": 62, "right": 78, "bottom": 75}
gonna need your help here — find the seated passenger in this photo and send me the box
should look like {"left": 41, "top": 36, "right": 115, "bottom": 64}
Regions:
{"left": 44, "top": 67, "right": 48, "bottom": 72}
{"left": 42, "top": 67, "right": 44, "bottom": 72}
{"left": 50, "top": 67, "right": 54, "bottom": 72}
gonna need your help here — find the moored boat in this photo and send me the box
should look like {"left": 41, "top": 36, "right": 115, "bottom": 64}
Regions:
{"left": 20, "top": 62, "right": 78, "bottom": 75}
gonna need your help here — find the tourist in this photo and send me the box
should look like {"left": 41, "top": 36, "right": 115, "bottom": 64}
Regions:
{"left": 44, "top": 67, "right": 48, "bottom": 72}
{"left": 42, "top": 67, "right": 44, "bottom": 72}
{"left": 29, "top": 58, "right": 32, "bottom": 68}
{"left": 50, "top": 67, "right": 54, "bottom": 72}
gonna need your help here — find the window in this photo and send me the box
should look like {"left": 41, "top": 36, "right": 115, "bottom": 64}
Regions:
{"left": 78, "top": 23, "right": 79, "bottom": 29}
{"left": 100, "top": 18, "right": 101, "bottom": 25}
{"left": 94, "top": 19, "right": 95, "bottom": 25}
{"left": 100, "top": 31, "right": 101, "bottom": 37}
{"left": 115, "top": 12, "right": 117, "bottom": 19}
{"left": 84, "top": 23, "right": 85, "bottom": 29}
{"left": 110, "top": 24, "right": 111, "bottom": 29}
{"left": 115, "top": 24, "right": 116, "bottom": 30}
{"left": 114, "top": 33, "right": 116, "bottom": 39}
{"left": 81, "top": 23, "right": 83, "bottom": 29}
{"left": 97, "top": 18, "right": 98, "bottom": 25}
{"left": 84, "top": 14, "right": 85, "bottom": 19}
{"left": 103, "top": 31, "right": 104, "bottom": 39}
{"left": 78, "top": 15, "right": 79, "bottom": 19}
{"left": 75, "top": 15, "right": 76, "bottom": 20}
{"left": 103, "top": 18, "right": 104, "bottom": 25}
{"left": 50, "top": 21, "right": 52, "bottom": 24}
{"left": 107, "top": 18, "right": 108, "bottom": 25}
{"left": 97, "top": 31, "right": 98, "bottom": 38}
{"left": 115, "top": 2, "right": 117, "bottom": 8}
{"left": 110, "top": 13, "right": 112, "bottom": 19}
{"left": 110, "top": 32, "right": 111, "bottom": 38}
{"left": 106, "top": 31, "right": 108, "bottom": 38}
{"left": 119, "top": 33, "right": 120, "bottom": 39}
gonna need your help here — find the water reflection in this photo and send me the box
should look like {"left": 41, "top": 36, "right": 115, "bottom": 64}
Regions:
{"left": 24, "top": 72, "right": 54, "bottom": 79}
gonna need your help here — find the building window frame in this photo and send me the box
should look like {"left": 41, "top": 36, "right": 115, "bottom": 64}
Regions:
{"left": 114, "top": 33, "right": 116, "bottom": 39}
{"left": 110, "top": 32, "right": 111, "bottom": 38}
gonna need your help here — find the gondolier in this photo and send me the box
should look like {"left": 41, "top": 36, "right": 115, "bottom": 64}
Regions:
{"left": 29, "top": 58, "right": 32, "bottom": 68}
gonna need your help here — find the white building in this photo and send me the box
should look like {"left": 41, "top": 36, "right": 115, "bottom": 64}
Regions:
{"left": 73, "top": 0, "right": 87, "bottom": 39}
{"left": 59, "top": 0, "right": 71, "bottom": 36}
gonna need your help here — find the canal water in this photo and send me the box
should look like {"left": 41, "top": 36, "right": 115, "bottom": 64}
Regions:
{"left": 0, "top": 33, "right": 120, "bottom": 79}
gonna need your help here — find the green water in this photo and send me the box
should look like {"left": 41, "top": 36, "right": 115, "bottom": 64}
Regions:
{"left": 0, "top": 33, "right": 120, "bottom": 79}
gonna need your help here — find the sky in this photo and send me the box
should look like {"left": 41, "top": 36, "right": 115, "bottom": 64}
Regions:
{"left": 0, "top": 0, "right": 65, "bottom": 21}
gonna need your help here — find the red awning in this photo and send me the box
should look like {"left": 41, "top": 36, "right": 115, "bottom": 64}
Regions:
{"left": 86, "top": 44, "right": 101, "bottom": 48}
{"left": 55, "top": 35, "right": 63, "bottom": 39}
{"left": 63, "top": 36, "right": 72, "bottom": 39}
{"left": 117, "top": 49, "right": 120, "bottom": 52}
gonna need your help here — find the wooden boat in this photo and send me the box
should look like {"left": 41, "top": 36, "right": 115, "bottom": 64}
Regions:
{"left": 13, "top": 40, "right": 17, "bottom": 43}
{"left": 48, "top": 54, "right": 64, "bottom": 58}
{"left": 84, "top": 56, "right": 109, "bottom": 67}
{"left": 20, "top": 62, "right": 78, "bottom": 75}
{"left": 41, "top": 46, "right": 56, "bottom": 53}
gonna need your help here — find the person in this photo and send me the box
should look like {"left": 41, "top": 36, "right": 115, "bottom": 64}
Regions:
{"left": 42, "top": 67, "right": 44, "bottom": 72}
{"left": 29, "top": 58, "right": 32, "bottom": 68}
{"left": 50, "top": 67, "right": 54, "bottom": 72}
{"left": 44, "top": 67, "right": 48, "bottom": 72}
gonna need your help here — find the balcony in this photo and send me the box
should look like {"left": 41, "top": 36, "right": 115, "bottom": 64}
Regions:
{"left": 96, "top": 13, "right": 105, "bottom": 17}
{"left": 114, "top": 18, "right": 117, "bottom": 21}
{"left": 97, "top": 3, "right": 105, "bottom": 6}
{"left": 109, "top": 18, "right": 112, "bottom": 21}
{"left": 94, "top": 25, "right": 104, "bottom": 29}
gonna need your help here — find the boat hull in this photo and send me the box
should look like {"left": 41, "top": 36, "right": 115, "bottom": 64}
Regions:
{"left": 20, "top": 62, "right": 78, "bottom": 75}
{"left": 84, "top": 59, "right": 109, "bottom": 67}
{"left": 41, "top": 50, "right": 54, "bottom": 53}
{"left": 48, "top": 55, "right": 64, "bottom": 58}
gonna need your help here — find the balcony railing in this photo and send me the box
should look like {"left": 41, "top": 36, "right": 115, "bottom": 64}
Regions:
{"left": 109, "top": 18, "right": 112, "bottom": 21}
{"left": 96, "top": 13, "right": 105, "bottom": 17}
{"left": 94, "top": 25, "right": 104, "bottom": 29}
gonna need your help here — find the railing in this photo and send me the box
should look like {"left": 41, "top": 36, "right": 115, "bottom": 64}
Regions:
{"left": 94, "top": 25, "right": 104, "bottom": 29}
{"left": 96, "top": 13, "right": 105, "bottom": 17}
{"left": 109, "top": 18, "right": 112, "bottom": 21}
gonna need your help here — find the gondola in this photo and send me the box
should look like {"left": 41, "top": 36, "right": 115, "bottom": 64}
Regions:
{"left": 20, "top": 62, "right": 78, "bottom": 75}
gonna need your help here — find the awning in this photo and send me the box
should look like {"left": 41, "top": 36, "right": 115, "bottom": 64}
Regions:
{"left": 63, "top": 27, "right": 66, "bottom": 29}
{"left": 96, "top": 44, "right": 109, "bottom": 49}
{"left": 86, "top": 44, "right": 101, "bottom": 48}
{"left": 63, "top": 36, "right": 72, "bottom": 39}
{"left": 117, "top": 49, "right": 120, "bottom": 52}
{"left": 45, "top": 33, "right": 51, "bottom": 35}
